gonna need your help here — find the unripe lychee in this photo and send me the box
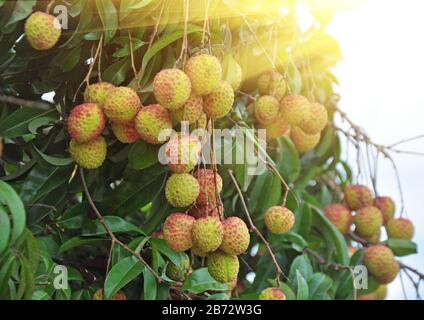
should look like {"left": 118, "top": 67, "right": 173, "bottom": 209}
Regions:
{"left": 344, "top": 185, "right": 373, "bottom": 210}
{"left": 111, "top": 121, "right": 139, "bottom": 143}
{"left": 323, "top": 204, "right": 353, "bottom": 235}
{"left": 354, "top": 206, "right": 383, "bottom": 237}
{"left": 290, "top": 126, "right": 321, "bottom": 154}
{"left": 261, "top": 114, "right": 290, "bottom": 141}
{"left": 165, "top": 173, "right": 200, "bottom": 208}
{"left": 203, "top": 81, "right": 235, "bottom": 119}
{"left": 166, "top": 253, "right": 191, "bottom": 281}
{"left": 280, "top": 95, "right": 310, "bottom": 126}
{"left": 84, "top": 82, "right": 115, "bottom": 106}
{"left": 374, "top": 196, "right": 395, "bottom": 224}
{"left": 364, "top": 245, "right": 398, "bottom": 282}
{"left": 257, "top": 70, "right": 287, "bottom": 101}
{"left": 69, "top": 137, "right": 107, "bottom": 169}
{"left": 194, "top": 169, "right": 223, "bottom": 205}
{"left": 163, "top": 213, "right": 195, "bottom": 252}
{"left": 362, "top": 229, "right": 381, "bottom": 244}
{"left": 259, "top": 287, "right": 286, "bottom": 300}
{"left": 185, "top": 54, "right": 222, "bottom": 95}
{"left": 134, "top": 104, "right": 172, "bottom": 144}
{"left": 220, "top": 217, "right": 250, "bottom": 255}
{"left": 104, "top": 87, "right": 141, "bottom": 123}
{"left": 25, "top": 12, "right": 61, "bottom": 50}
{"left": 67, "top": 103, "right": 106, "bottom": 143}
{"left": 165, "top": 134, "right": 201, "bottom": 173}
{"left": 374, "top": 285, "right": 388, "bottom": 300}
{"left": 171, "top": 94, "right": 203, "bottom": 124}
{"left": 153, "top": 68, "right": 191, "bottom": 110}
{"left": 386, "top": 218, "right": 414, "bottom": 240}
{"left": 207, "top": 251, "right": 239, "bottom": 283}
{"left": 264, "top": 206, "right": 295, "bottom": 234}
{"left": 192, "top": 217, "right": 223, "bottom": 253}
{"left": 191, "top": 242, "right": 208, "bottom": 257}
{"left": 189, "top": 203, "right": 222, "bottom": 219}
{"left": 222, "top": 56, "right": 242, "bottom": 90}
{"left": 254, "top": 95, "right": 280, "bottom": 125}
{"left": 300, "top": 102, "right": 328, "bottom": 134}
{"left": 93, "top": 289, "right": 126, "bottom": 300}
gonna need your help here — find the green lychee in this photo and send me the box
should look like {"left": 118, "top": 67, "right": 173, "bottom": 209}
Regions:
{"left": 264, "top": 206, "right": 295, "bottom": 234}
{"left": 153, "top": 68, "right": 191, "bottom": 110}
{"left": 166, "top": 253, "right": 191, "bottom": 282}
{"left": 374, "top": 196, "right": 395, "bottom": 224}
{"left": 354, "top": 206, "right": 383, "bottom": 237}
{"left": 171, "top": 94, "right": 204, "bottom": 124}
{"left": 84, "top": 82, "right": 115, "bottom": 106}
{"left": 163, "top": 213, "right": 195, "bottom": 252}
{"left": 192, "top": 216, "right": 223, "bottom": 253}
{"left": 25, "top": 11, "right": 61, "bottom": 50}
{"left": 364, "top": 245, "right": 398, "bottom": 283}
{"left": 134, "top": 104, "right": 173, "bottom": 144}
{"left": 300, "top": 102, "right": 328, "bottom": 134}
{"left": 323, "top": 204, "right": 353, "bottom": 235}
{"left": 259, "top": 287, "right": 286, "bottom": 300}
{"left": 103, "top": 87, "right": 141, "bottom": 123}
{"left": 257, "top": 70, "right": 287, "bottom": 101}
{"left": 67, "top": 103, "right": 106, "bottom": 143}
{"left": 185, "top": 54, "right": 222, "bottom": 95}
{"left": 203, "top": 81, "right": 235, "bottom": 119}
{"left": 165, "top": 134, "right": 201, "bottom": 173}
{"left": 280, "top": 95, "right": 310, "bottom": 126}
{"left": 207, "top": 251, "right": 239, "bottom": 283}
{"left": 254, "top": 95, "right": 280, "bottom": 125}
{"left": 219, "top": 217, "right": 250, "bottom": 255}
{"left": 194, "top": 169, "right": 223, "bottom": 205}
{"left": 290, "top": 126, "right": 321, "bottom": 154}
{"left": 165, "top": 173, "right": 200, "bottom": 208}
{"left": 191, "top": 242, "right": 209, "bottom": 257}
{"left": 69, "top": 137, "right": 107, "bottom": 169}
{"left": 386, "top": 218, "right": 414, "bottom": 240}
{"left": 344, "top": 185, "right": 373, "bottom": 210}
{"left": 222, "top": 55, "right": 242, "bottom": 90}
{"left": 111, "top": 121, "right": 139, "bottom": 143}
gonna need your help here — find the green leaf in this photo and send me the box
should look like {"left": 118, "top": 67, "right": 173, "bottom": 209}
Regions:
{"left": 143, "top": 268, "right": 157, "bottom": 300}
{"left": 102, "top": 58, "right": 131, "bottom": 85}
{"left": 58, "top": 237, "right": 108, "bottom": 253}
{"left": 128, "top": 140, "right": 160, "bottom": 169}
{"left": 289, "top": 255, "right": 313, "bottom": 285}
{"left": 87, "top": 216, "right": 145, "bottom": 236}
{"left": 32, "top": 145, "right": 73, "bottom": 166}
{"left": 248, "top": 170, "right": 281, "bottom": 217}
{"left": 296, "top": 271, "right": 309, "bottom": 300}
{"left": 308, "top": 273, "right": 333, "bottom": 299}
{"left": 32, "top": 290, "right": 50, "bottom": 300}
{"left": 96, "top": 0, "right": 118, "bottom": 43}
{"left": 383, "top": 239, "right": 417, "bottom": 257}
{"left": 0, "top": 206, "right": 11, "bottom": 254}
{"left": 150, "top": 238, "right": 184, "bottom": 267}
{"left": 4, "top": 0, "right": 35, "bottom": 28}
{"left": 182, "top": 268, "right": 229, "bottom": 294}
{"left": 276, "top": 136, "right": 301, "bottom": 182}
{"left": 279, "top": 282, "right": 296, "bottom": 300}
{"left": 206, "top": 293, "right": 229, "bottom": 300}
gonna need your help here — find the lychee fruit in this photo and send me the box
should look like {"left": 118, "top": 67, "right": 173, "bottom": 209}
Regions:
{"left": 67, "top": 103, "right": 106, "bottom": 143}
{"left": 364, "top": 245, "right": 398, "bottom": 284}
{"left": 259, "top": 287, "right": 286, "bottom": 300}
{"left": 254, "top": 95, "right": 280, "bottom": 125}
{"left": 375, "top": 259, "right": 399, "bottom": 284}
{"left": 134, "top": 104, "right": 173, "bottom": 144}
{"left": 166, "top": 253, "right": 191, "bottom": 281}
{"left": 374, "top": 285, "right": 388, "bottom": 300}
{"left": 290, "top": 126, "right": 321, "bottom": 154}
{"left": 165, "top": 173, "right": 200, "bottom": 208}
{"left": 264, "top": 206, "right": 295, "bottom": 234}
{"left": 194, "top": 169, "right": 223, "bottom": 205}
{"left": 189, "top": 202, "right": 222, "bottom": 219}
{"left": 386, "top": 218, "right": 414, "bottom": 240}
{"left": 374, "top": 196, "right": 395, "bottom": 224}
{"left": 153, "top": 68, "right": 191, "bottom": 110}
{"left": 25, "top": 11, "right": 61, "bottom": 50}
{"left": 171, "top": 94, "right": 204, "bottom": 124}
{"left": 219, "top": 217, "right": 250, "bottom": 255}
{"left": 165, "top": 134, "right": 201, "bottom": 173}
{"left": 207, "top": 251, "right": 239, "bottom": 283}
{"left": 203, "top": 81, "right": 235, "bottom": 119}
{"left": 111, "top": 121, "right": 139, "bottom": 143}
{"left": 257, "top": 70, "right": 287, "bottom": 101}
{"left": 192, "top": 216, "right": 223, "bottom": 253}
{"left": 300, "top": 102, "right": 328, "bottom": 134}
{"left": 163, "top": 213, "right": 195, "bottom": 252}
{"left": 222, "top": 57, "right": 242, "bottom": 90}
{"left": 344, "top": 185, "right": 373, "bottom": 210}
{"left": 185, "top": 54, "right": 222, "bottom": 95}
{"left": 323, "top": 204, "right": 353, "bottom": 235}
{"left": 191, "top": 242, "right": 209, "bottom": 257}
{"left": 261, "top": 114, "right": 290, "bottom": 141}
{"left": 280, "top": 95, "right": 310, "bottom": 126}
{"left": 84, "top": 82, "right": 115, "bottom": 106}
{"left": 93, "top": 289, "right": 126, "bottom": 300}
{"left": 362, "top": 229, "right": 381, "bottom": 244}
{"left": 69, "top": 137, "right": 107, "bottom": 169}
{"left": 103, "top": 87, "right": 141, "bottom": 123}
{"left": 354, "top": 206, "right": 383, "bottom": 237}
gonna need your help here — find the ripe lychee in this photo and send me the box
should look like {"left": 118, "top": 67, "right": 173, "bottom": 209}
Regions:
{"left": 290, "top": 126, "right": 321, "bottom": 154}
{"left": 219, "top": 217, "right": 250, "bottom": 255}
{"left": 254, "top": 95, "right": 280, "bottom": 125}
{"left": 165, "top": 134, "right": 201, "bottom": 173}
{"left": 323, "top": 204, "right": 353, "bottom": 235}
{"left": 364, "top": 245, "right": 398, "bottom": 283}
{"left": 300, "top": 102, "right": 328, "bottom": 134}
{"left": 259, "top": 287, "right": 286, "bottom": 300}
{"left": 67, "top": 103, "right": 106, "bottom": 143}
{"left": 103, "top": 87, "right": 141, "bottom": 123}
{"left": 203, "top": 81, "right": 235, "bottom": 119}
{"left": 194, "top": 169, "right": 223, "bottom": 205}
{"left": 261, "top": 114, "right": 290, "bottom": 141}
{"left": 374, "top": 196, "right": 395, "bottom": 224}
{"left": 207, "top": 251, "right": 239, "bottom": 284}
{"left": 84, "top": 82, "right": 115, "bottom": 106}
{"left": 171, "top": 94, "right": 204, "bottom": 124}
{"left": 111, "top": 121, "right": 139, "bottom": 143}
{"left": 192, "top": 217, "right": 223, "bottom": 253}
{"left": 257, "top": 70, "right": 287, "bottom": 101}
{"left": 280, "top": 95, "right": 310, "bottom": 126}
{"left": 69, "top": 137, "right": 107, "bottom": 169}
{"left": 163, "top": 213, "right": 195, "bottom": 252}
{"left": 374, "top": 259, "right": 399, "bottom": 284}
{"left": 153, "top": 68, "right": 191, "bottom": 110}
{"left": 25, "top": 12, "right": 61, "bottom": 50}
{"left": 134, "top": 104, "right": 173, "bottom": 144}
{"left": 354, "top": 206, "right": 383, "bottom": 237}
{"left": 165, "top": 173, "right": 200, "bottom": 208}
{"left": 185, "top": 54, "right": 222, "bottom": 95}
{"left": 386, "top": 218, "right": 414, "bottom": 240}
{"left": 222, "top": 56, "right": 242, "bottom": 90}
{"left": 264, "top": 206, "right": 295, "bottom": 234}
{"left": 189, "top": 202, "right": 222, "bottom": 219}
{"left": 344, "top": 185, "right": 373, "bottom": 210}
{"left": 93, "top": 289, "right": 126, "bottom": 300}
{"left": 166, "top": 253, "right": 191, "bottom": 281}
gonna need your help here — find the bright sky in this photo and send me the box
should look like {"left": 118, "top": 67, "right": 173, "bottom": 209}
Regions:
{"left": 325, "top": 0, "right": 424, "bottom": 299}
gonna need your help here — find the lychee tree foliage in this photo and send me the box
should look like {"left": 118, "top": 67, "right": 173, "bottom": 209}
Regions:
{"left": 0, "top": 0, "right": 421, "bottom": 300}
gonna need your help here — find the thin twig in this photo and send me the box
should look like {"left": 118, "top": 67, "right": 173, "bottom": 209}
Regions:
{"left": 0, "top": 94, "right": 51, "bottom": 110}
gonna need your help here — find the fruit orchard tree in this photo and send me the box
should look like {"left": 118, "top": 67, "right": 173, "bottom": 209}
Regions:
{"left": 0, "top": 0, "right": 422, "bottom": 300}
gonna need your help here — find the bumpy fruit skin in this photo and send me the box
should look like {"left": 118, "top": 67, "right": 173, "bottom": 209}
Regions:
{"left": 172, "top": 94, "right": 204, "bottom": 124}
{"left": 189, "top": 203, "right": 222, "bottom": 219}
{"left": 374, "top": 196, "right": 395, "bottom": 224}
{"left": 254, "top": 95, "right": 280, "bottom": 125}
{"left": 84, "top": 82, "right": 115, "bottom": 106}
{"left": 344, "top": 185, "right": 373, "bottom": 210}
{"left": 163, "top": 213, "right": 195, "bottom": 252}
{"left": 220, "top": 217, "right": 250, "bottom": 255}
{"left": 93, "top": 289, "right": 126, "bottom": 300}
{"left": 290, "top": 126, "right": 321, "bottom": 154}
{"left": 69, "top": 137, "right": 107, "bottom": 169}
{"left": 166, "top": 253, "right": 191, "bottom": 281}
{"left": 153, "top": 69, "right": 191, "bottom": 110}
{"left": 323, "top": 204, "right": 353, "bottom": 235}
{"left": 134, "top": 104, "right": 172, "bottom": 144}
{"left": 185, "top": 54, "right": 222, "bottom": 95}
{"left": 259, "top": 288, "right": 286, "bottom": 300}
{"left": 191, "top": 243, "right": 208, "bottom": 257}
{"left": 203, "top": 81, "right": 235, "bottom": 119}
{"left": 386, "top": 218, "right": 414, "bottom": 240}
{"left": 111, "top": 121, "right": 139, "bottom": 143}
{"left": 280, "top": 95, "right": 310, "bottom": 126}
{"left": 364, "top": 245, "right": 398, "bottom": 283}
{"left": 192, "top": 217, "right": 223, "bottom": 253}
{"left": 165, "top": 134, "right": 201, "bottom": 173}
{"left": 261, "top": 113, "right": 290, "bottom": 141}
{"left": 67, "top": 103, "right": 106, "bottom": 143}
{"left": 300, "top": 102, "right": 328, "bottom": 134}
{"left": 25, "top": 12, "right": 61, "bottom": 50}
{"left": 354, "top": 206, "right": 383, "bottom": 237}
{"left": 257, "top": 70, "right": 287, "bottom": 101}
{"left": 375, "top": 259, "right": 399, "bottom": 284}
{"left": 104, "top": 87, "right": 141, "bottom": 123}
{"left": 194, "top": 169, "right": 223, "bottom": 205}
{"left": 207, "top": 251, "right": 239, "bottom": 283}
{"left": 165, "top": 173, "right": 200, "bottom": 208}
{"left": 264, "top": 206, "right": 295, "bottom": 234}
{"left": 362, "top": 229, "right": 381, "bottom": 244}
